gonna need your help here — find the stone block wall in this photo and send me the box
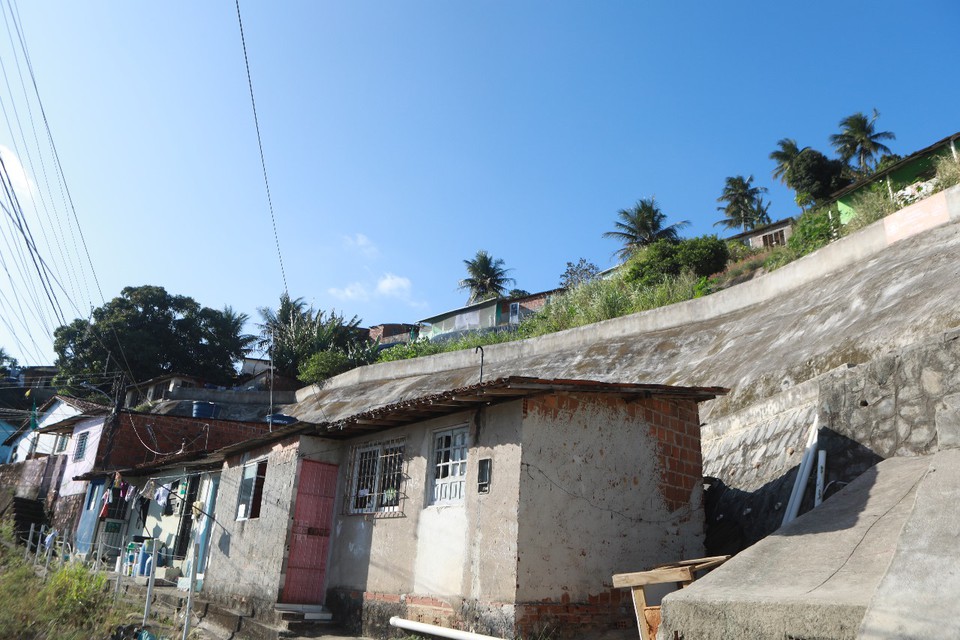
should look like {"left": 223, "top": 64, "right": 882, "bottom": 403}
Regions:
{"left": 700, "top": 329, "right": 960, "bottom": 553}
{"left": 819, "top": 329, "right": 960, "bottom": 457}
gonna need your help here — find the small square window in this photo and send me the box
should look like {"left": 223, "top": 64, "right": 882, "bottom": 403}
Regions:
{"left": 430, "top": 426, "right": 468, "bottom": 505}
{"left": 73, "top": 432, "right": 89, "bottom": 461}
{"left": 54, "top": 435, "right": 68, "bottom": 454}
{"left": 346, "top": 438, "right": 406, "bottom": 516}
{"left": 237, "top": 460, "right": 267, "bottom": 520}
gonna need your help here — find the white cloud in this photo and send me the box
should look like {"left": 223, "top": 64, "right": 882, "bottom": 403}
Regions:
{"left": 0, "top": 145, "right": 35, "bottom": 199}
{"left": 342, "top": 233, "right": 379, "bottom": 258}
{"left": 328, "top": 272, "right": 427, "bottom": 309}
{"left": 375, "top": 273, "right": 412, "bottom": 298}
{"left": 327, "top": 282, "right": 370, "bottom": 301}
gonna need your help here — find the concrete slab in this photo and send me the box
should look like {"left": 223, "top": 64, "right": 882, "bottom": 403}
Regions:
{"left": 657, "top": 455, "right": 931, "bottom": 640}
{"left": 858, "top": 449, "right": 960, "bottom": 639}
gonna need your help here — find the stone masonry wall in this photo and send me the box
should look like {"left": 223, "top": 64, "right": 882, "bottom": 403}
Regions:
{"left": 700, "top": 328, "right": 960, "bottom": 552}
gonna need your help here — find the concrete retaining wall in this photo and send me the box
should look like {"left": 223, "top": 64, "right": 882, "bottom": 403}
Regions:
{"left": 302, "top": 185, "right": 960, "bottom": 399}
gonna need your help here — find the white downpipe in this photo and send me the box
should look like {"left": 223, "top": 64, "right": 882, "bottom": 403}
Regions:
{"left": 782, "top": 419, "right": 819, "bottom": 527}
{"left": 390, "top": 616, "right": 506, "bottom": 640}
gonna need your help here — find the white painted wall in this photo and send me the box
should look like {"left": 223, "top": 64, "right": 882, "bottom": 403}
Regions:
{"left": 11, "top": 398, "right": 82, "bottom": 461}
{"left": 58, "top": 417, "right": 106, "bottom": 496}
{"left": 326, "top": 401, "right": 522, "bottom": 604}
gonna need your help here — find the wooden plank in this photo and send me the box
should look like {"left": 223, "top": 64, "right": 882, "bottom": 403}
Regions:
{"left": 613, "top": 566, "right": 695, "bottom": 588}
{"left": 653, "top": 555, "right": 730, "bottom": 569}
{"left": 689, "top": 557, "right": 729, "bottom": 573}
{"left": 630, "top": 586, "right": 649, "bottom": 640}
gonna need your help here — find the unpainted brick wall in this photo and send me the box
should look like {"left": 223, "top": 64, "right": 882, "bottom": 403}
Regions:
{"left": 643, "top": 398, "right": 702, "bottom": 512}
{"left": 97, "top": 413, "right": 271, "bottom": 469}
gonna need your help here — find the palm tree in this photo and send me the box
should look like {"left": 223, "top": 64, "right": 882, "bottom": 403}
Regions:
{"left": 714, "top": 175, "right": 768, "bottom": 232}
{"left": 753, "top": 195, "right": 772, "bottom": 228}
{"left": 770, "top": 138, "right": 807, "bottom": 186}
{"left": 829, "top": 109, "right": 895, "bottom": 174}
{"left": 459, "top": 251, "right": 515, "bottom": 303}
{"left": 257, "top": 294, "right": 366, "bottom": 378}
{"left": 602, "top": 197, "right": 690, "bottom": 261}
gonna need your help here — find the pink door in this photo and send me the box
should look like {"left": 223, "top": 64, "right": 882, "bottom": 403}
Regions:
{"left": 282, "top": 460, "right": 338, "bottom": 604}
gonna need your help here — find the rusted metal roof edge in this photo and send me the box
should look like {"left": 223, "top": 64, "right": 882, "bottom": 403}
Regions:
{"left": 327, "top": 376, "right": 728, "bottom": 436}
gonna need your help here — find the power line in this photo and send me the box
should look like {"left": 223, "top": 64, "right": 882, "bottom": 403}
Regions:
{"left": 0, "top": 3, "right": 85, "bottom": 309}
{"left": 234, "top": 0, "right": 288, "bottom": 295}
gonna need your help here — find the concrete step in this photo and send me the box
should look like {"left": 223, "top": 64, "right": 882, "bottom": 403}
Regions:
{"left": 859, "top": 449, "right": 960, "bottom": 639}
{"left": 658, "top": 455, "right": 931, "bottom": 640}
{"left": 274, "top": 602, "right": 334, "bottom": 622}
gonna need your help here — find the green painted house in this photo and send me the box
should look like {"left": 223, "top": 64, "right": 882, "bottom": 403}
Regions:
{"left": 832, "top": 131, "right": 959, "bottom": 223}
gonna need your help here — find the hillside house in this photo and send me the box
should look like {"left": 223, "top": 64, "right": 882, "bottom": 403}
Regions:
{"left": 35, "top": 410, "right": 271, "bottom": 558}
{"left": 3, "top": 395, "right": 107, "bottom": 464}
{"left": 418, "top": 290, "right": 558, "bottom": 342}
{"left": 727, "top": 217, "right": 795, "bottom": 249}
{"left": 368, "top": 323, "right": 419, "bottom": 347}
{"left": 198, "top": 375, "right": 724, "bottom": 639}
{"left": 73, "top": 451, "right": 226, "bottom": 584}
{"left": 831, "top": 130, "right": 960, "bottom": 222}
{"left": 124, "top": 374, "right": 204, "bottom": 408}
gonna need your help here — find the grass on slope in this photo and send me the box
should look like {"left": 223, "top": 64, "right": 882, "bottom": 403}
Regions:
{"left": 0, "top": 520, "right": 139, "bottom": 640}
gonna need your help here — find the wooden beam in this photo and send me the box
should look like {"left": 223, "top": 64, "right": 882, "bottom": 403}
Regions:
{"left": 612, "top": 566, "right": 695, "bottom": 588}
{"left": 353, "top": 418, "right": 402, "bottom": 426}
{"left": 631, "top": 586, "right": 649, "bottom": 640}
{"left": 655, "top": 555, "right": 730, "bottom": 570}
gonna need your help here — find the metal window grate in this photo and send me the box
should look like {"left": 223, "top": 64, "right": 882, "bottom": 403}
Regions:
{"left": 73, "top": 432, "right": 88, "bottom": 461}
{"left": 346, "top": 437, "right": 407, "bottom": 517}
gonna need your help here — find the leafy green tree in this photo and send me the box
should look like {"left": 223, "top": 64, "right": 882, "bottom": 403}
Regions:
{"left": 458, "top": 251, "right": 515, "bottom": 303}
{"left": 603, "top": 197, "right": 689, "bottom": 261}
{"left": 787, "top": 206, "right": 842, "bottom": 255}
{"left": 624, "top": 236, "right": 729, "bottom": 287}
{"left": 507, "top": 289, "right": 531, "bottom": 299}
{"left": 257, "top": 293, "right": 375, "bottom": 381}
{"left": 715, "top": 175, "right": 768, "bottom": 232}
{"left": 829, "top": 109, "right": 896, "bottom": 174}
{"left": 784, "top": 149, "right": 852, "bottom": 208}
{"left": 53, "top": 285, "right": 255, "bottom": 391}
{"left": 0, "top": 347, "right": 16, "bottom": 376}
{"left": 770, "top": 138, "right": 807, "bottom": 186}
{"left": 559, "top": 258, "right": 601, "bottom": 289}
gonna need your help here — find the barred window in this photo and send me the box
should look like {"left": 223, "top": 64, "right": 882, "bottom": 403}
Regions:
{"left": 431, "top": 426, "right": 468, "bottom": 505}
{"left": 347, "top": 438, "right": 406, "bottom": 516}
{"left": 73, "top": 432, "right": 89, "bottom": 461}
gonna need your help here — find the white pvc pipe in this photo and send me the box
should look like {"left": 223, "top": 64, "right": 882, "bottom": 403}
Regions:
{"left": 815, "top": 450, "right": 827, "bottom": 507}
{"left": 782, "top": 420, "right": 819, "bottom": 526}
{"left": 390, "top": 616, "right": 506, "bottom": 640}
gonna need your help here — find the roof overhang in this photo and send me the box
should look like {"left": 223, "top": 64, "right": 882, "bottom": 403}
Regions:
{"left": 36, "top": 411, "right": 110, "bottom": 435}
{"left": 323, "top": 376, "right": 727, "bottom": 438}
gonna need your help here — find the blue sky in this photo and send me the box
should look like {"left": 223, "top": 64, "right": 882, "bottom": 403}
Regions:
{"left": 0, "top": 0, "right": 957, "bottom": 366}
